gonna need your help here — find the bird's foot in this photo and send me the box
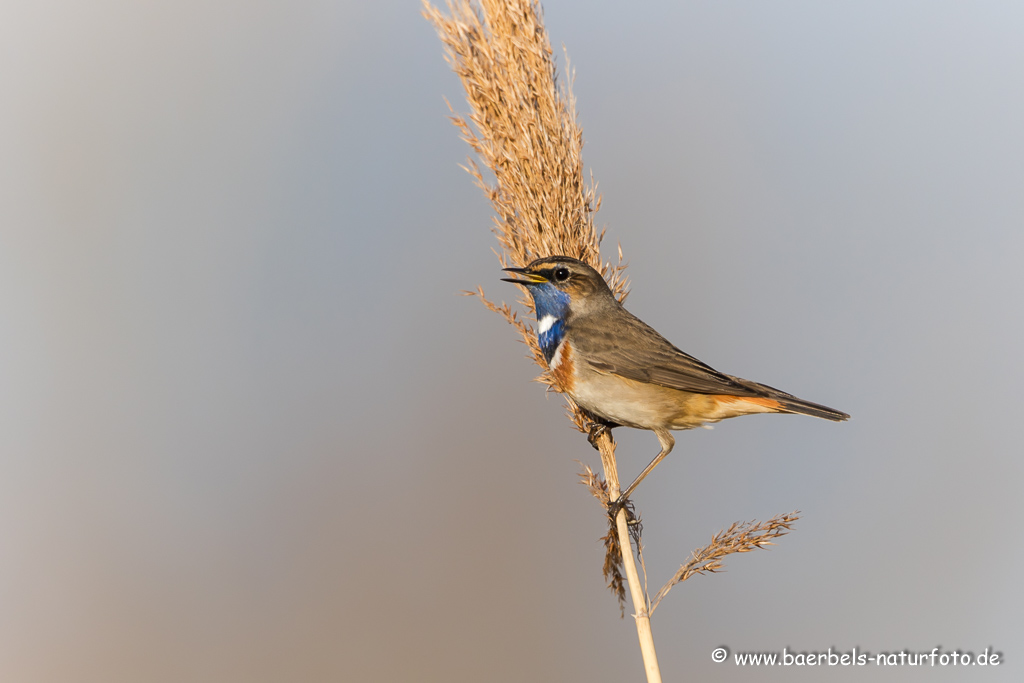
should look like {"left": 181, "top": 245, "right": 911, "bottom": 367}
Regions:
{"left": 608, "top": 496, "right": 642, "bottom": 547}
{"left": 607, "top": 495, "right": 637, "bottom": 525}
{"left": 586, "top": 421, "right": 614, "bottom": 450}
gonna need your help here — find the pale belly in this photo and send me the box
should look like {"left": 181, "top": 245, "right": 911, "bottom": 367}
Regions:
{"left": 568, "top": 371, "right": 712, "bottom": 430}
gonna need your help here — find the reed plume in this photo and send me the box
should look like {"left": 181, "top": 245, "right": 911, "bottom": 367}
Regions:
{"left": 422, "top": 0, "right": 627, "bottom": 417}
{"left": 650, "top": 512, "right": 799, "bottom": 612}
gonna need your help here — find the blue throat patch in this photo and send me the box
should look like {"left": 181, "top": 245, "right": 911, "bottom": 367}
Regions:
{"left": 528, "top": 283, "right": 570, "bottom": 363}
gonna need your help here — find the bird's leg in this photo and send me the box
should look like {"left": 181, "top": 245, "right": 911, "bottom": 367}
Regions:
{"left": 610, "top": 429, "right": 675, "bottom": 516}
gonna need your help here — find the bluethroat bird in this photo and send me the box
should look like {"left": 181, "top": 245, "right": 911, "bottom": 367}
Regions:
{"left": 502, "top": 256, "right": 849, "bottom": 505}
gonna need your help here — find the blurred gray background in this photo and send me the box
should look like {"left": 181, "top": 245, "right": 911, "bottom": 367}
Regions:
{"left": 2, "top": 1, "right": 1021, "bottom": 681}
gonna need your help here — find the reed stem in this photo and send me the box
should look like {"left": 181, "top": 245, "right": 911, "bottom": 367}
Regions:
{"left": 595, "top": 432, "right": 662, "bottom": 683}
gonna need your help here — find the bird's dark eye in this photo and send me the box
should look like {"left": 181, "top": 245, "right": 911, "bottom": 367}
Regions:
{"left": 554, "top": 267, "right": 570, "bottom": 282}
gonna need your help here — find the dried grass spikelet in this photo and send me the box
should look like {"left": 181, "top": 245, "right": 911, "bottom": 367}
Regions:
{"left": 423, "top": 0, "right": 628, "bottom": 430}
{"left": 649, "top": 512, "right": 801, "bottom": 613}
{"left": 579, "top": 463, "right": 627, "bottom": 611}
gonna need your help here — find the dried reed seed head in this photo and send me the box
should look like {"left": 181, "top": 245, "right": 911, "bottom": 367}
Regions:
{"left": 424, "top": 0, "right": 628, "bottom": 418}
{"left": 578, "top": 462, "right": 610, "bottom": 506}
{"left": 601, "top": 526, "right": 627, "bottom": 614}
{"left": 649, "top": 512, "right": 801, "bottom": 613}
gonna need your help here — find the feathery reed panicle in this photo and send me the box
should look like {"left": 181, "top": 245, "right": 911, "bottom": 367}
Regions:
{"left": 423, "top": 0, "right": 627, "bottom": 421}
{"left": 650, "top": 512, "right": 801, "bottom": 613}
{"left": 579, "top": 463, "right": 627, "bottom": 611}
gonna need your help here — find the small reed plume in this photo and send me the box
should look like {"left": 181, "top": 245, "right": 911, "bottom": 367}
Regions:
{"left": 650, "top": 512, "right": 800, "bottom": 613}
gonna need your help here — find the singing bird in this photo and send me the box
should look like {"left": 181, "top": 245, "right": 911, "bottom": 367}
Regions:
{"left": 502, "top": 255, "right": 848, "bottom": 505}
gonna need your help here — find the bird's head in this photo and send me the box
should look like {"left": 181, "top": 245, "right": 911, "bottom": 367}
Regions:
{"left": 501, "top": 256, "right": 615, "bottom": 321}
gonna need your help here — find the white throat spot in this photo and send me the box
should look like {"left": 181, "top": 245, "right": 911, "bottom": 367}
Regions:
{"left": 538, "top": 315, "right": 557, "bottom": 334}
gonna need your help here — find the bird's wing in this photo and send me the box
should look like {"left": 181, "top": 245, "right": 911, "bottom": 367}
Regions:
{"left": 571, "top": 309, "right": 766, "bottom": 397}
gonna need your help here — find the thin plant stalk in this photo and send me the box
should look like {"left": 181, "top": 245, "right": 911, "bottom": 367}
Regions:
{"left": 595, "top": 435, "right": 662, "bottom": 682}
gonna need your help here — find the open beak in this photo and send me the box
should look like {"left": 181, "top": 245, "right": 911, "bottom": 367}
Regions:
{"left": 500, "top": 266, "right": 548, "bottom": 285}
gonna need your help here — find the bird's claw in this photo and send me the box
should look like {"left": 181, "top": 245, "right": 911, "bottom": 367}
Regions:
{"left": 607, "top": 496, "right": 636, "bottom": 524}
{"left": 587, "top": 422, "right": 611, "bottom": 450}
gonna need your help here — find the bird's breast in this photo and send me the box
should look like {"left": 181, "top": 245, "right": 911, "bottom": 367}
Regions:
{"left": 547, "top": 338, "right": 575, "bottom": 394}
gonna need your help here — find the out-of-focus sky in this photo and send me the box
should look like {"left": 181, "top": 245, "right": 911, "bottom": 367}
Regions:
{"left": 2, "top": 1, "right": 1021, "bottom": 681}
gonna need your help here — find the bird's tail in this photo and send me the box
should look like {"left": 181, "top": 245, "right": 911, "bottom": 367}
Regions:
{"left": 725, "top": 375, "right": 850, "bottom": 422}
{"left": 772, "top": 394, "right": 850, "bottom": 422}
